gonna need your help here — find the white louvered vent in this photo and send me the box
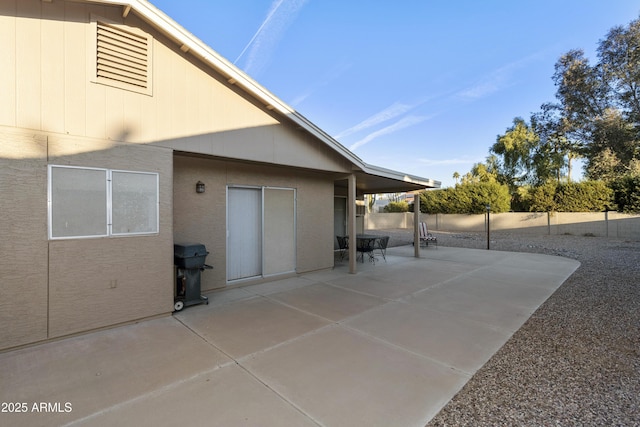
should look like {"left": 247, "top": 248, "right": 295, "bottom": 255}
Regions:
{"left": 96, "top": 22, "right": 151, "bottom": 93}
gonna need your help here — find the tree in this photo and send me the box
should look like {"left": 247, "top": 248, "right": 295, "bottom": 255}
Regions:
{"left": 598, "top": 19, "right": 640, "bottom": 125}
{"left": 462, "top": 155, "right": 500, "bottom": 184}
{"left": 366, "top": 194, "right": 377, "bottom": 213}
{"left": 552, "top": 18, "right": 640, "bottom": 178}
{"left": 587, "top": 108, "right": 639, "bottom": 179}
{"left": 386, "top": 193, "right": 403, "bottom": 203}
{"left": 453, "top": 171, "right": 460, "bottom": 185}
{"left": 530, "top": 103, "right": 579, "bottom": 183}
{"left": 491, "top": 118, "right": 539, "bottom": 188}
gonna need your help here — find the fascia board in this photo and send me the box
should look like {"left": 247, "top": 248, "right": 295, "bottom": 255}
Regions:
{"left": 362, "top": 163, "right": 441, "bottom": 189}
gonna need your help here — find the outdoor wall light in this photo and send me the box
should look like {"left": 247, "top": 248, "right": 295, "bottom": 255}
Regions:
{"left": 196, "top": 181, "right": 205, "bottom": 194}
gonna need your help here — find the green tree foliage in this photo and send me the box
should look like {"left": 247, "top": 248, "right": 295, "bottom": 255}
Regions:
{"left": 555, "top": 181, "right": 614, "bottom": 211}
{"left": 525, "top": 181, "right": 558, "bottom": 212}
{"left": 610, "top": 176, "right": 640, "bottom": 212}
{"left": 587, "top": 108, "right": 639, "bottom": 179}
{"left": 447, "top": 17, "right": 640, "bottom": 213}
{"left": 552, "top": 18, "right": 640, "bottom": 179}
{"left": 491, "top": 118, "right": 539, "bottom": 187}
{"left": 419, "top": 182, "right": 510, "bottom": 214}
{"left": 383, "top": 201, "right": 409, "bottom": 212}
{"left": 530, "top": 103, "right": 578, "bottom": 183}
{"left": 462, "top": 155, "right": 500, "bottom": 184}
{"left": 524, "top": 181, "right": 614, "bottom": 212}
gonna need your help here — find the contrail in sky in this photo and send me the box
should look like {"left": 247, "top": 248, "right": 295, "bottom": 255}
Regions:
{"left": 457, "top": 50, "right": 546, "bottom": 100}
{"left": 334, "top": 102, "right": 413, "bottom": 140}
{"left": 349, "top": 115, "right": 432, "bottom": 151}
{"left": 234, "top": 0, "right": 283, "bottom": 64}
{"left": 234, "top": 0, "right": 308, "bottom": 76}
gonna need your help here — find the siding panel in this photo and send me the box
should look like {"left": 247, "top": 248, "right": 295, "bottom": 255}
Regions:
{"left": 0, "top": 6, "right": 17, "bottom": 126}
{"left": 15, "top": 0, "right": 42, "bottom": 130}
{"left": 0, "top": 129, "right": 49, "bottom": 349}
{"left": 63, "top": 2, "right": 87, "bottom": 136}
{"left": 41, "top": 1, "right": 65, "bottom": 134}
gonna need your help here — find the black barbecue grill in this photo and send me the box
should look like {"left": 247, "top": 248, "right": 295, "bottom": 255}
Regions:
{"left": 173, "top": 243, "right": 212, "bottom": 311}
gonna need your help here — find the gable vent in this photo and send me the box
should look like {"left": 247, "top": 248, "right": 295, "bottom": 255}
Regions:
{"left": 96, "top": 22, "right": 151, "bottom": 93}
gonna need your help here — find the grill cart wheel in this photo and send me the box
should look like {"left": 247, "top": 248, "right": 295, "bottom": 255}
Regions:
{"left": 174, "top": 300, "right": 184, "bottom": 311}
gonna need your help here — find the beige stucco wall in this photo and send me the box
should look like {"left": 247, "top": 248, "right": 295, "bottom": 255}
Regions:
{"left": 173, "top": 155, "right": 335, "bottom": 291}
{"left": 0, "top": 129, "right": 49, "bottom": 350}
{"left": 0, "top": 127, "right": 173, "bottom": 350}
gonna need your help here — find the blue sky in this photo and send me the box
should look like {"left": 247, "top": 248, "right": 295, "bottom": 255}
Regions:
{"left": 151, "top": 0, "right": 639, "bottom": 188}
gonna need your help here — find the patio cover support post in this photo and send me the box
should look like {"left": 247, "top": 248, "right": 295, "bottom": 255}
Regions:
{"left": 348, "top": 174, "right": 357, "bottom": 274}
{"left": 414, "top": 194, "right": 420, "bottom": 258}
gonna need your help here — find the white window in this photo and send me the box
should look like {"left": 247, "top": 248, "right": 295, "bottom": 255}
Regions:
{"left": 111, "top": 171, "right": 159, "bottom": 235}
{"left": 48, "top": 165, "right": 159, "bottom": 239}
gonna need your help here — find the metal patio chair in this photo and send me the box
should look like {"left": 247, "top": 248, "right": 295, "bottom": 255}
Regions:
{"left": 356, "top": 237, "right": 377, "bottom": 263}
{"left": 336, "top": 235, "right": 349, "bottom": 261}
{"left": 419, "top": 222, "right": 438, "bottom": 248}
{"left": 374, "top": 235, "right": 390, "bottom": 261}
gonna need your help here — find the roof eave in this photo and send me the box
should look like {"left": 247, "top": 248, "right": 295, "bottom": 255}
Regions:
{"left": 78, "top": 0, "right": 438, "bottom": 190}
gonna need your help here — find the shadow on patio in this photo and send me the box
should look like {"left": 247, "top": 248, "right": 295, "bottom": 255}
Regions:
{"left": 0, "top": 246, "right": 579, "bottom": 426}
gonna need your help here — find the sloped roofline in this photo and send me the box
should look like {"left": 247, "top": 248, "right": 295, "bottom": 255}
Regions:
{"left": 77, "top": 0, "right": 440, "bottom": 189}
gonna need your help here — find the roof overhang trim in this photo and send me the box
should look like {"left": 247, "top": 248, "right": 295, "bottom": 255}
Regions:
{"left": 73, "top": 0, "right": 440, "bottom": 190}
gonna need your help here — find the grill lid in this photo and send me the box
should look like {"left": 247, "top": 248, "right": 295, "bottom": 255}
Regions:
{"left": 174, "top": 243, "right": 208, "bottom": 259}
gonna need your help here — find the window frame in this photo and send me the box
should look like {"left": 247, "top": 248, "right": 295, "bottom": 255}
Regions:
{"left": 48, "top": 165, "right": 159, "bottom": 240}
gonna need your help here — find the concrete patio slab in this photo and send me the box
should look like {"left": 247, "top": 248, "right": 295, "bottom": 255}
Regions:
{"left": 242, "top": 276, "right": 319, "bottom": 296}
{"left": 345, "top": 301, "right": 511, "bottom": 374}
{"left": 472, "top": 262, "right": 578, "bottom": 288}
{"left": 0, "top": 317, "right": 229, "bottom": 427}
{"left": 82, "top": 364, "right": 318, "bottom": 427}
{"left": 439, "top": 274, "right": 559, "bottom": 310}
{"left": 174, "top": 296, "right": 331, "bottom": 359}
{"left": 325, "top": 273, "right": 431, "bottom": 299}
{"left": 268, "top": 283, "right": 387, "bottom": 321}
{"left": 243, "top": 326, "right": 469, "bottom": 427}
{"left": 404, "top": 280, "right": 544, "bottom": 332}
{"left": 0, "top": 246, "right": 580, "bottom": 427}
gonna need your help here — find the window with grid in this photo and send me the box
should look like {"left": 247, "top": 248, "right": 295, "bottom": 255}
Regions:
{"left": 48, "top": 165, "right": 159, "bottom": 239}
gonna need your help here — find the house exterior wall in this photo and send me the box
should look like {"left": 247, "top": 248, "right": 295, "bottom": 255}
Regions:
{"left": 0, "top": 127, "right": 173, "bottom": 350}
{"left": 0, "top": 0, "right": 351, "bottom": 174}
{"left": 173, "top": 155, "right": 335, "bottom": 291}
{"left": 0, "top": 1, "right": 345, "bottom": 350}
{"left": 0, "top": 129, "right": 49, "bottom": 350}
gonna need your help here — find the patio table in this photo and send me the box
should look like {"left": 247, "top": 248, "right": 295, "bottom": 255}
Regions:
{"left": 337, "top": 235, "right": 390, "bottom": 263}
{"left": 356, "top": 234, "right": 388, "bottom": 263}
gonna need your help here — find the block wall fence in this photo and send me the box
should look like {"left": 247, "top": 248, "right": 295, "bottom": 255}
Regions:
{"left": 364, "top": 212, "right": 640, "bottom": 239}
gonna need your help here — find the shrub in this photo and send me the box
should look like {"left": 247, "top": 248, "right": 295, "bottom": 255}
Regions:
{"left": 384, "top": 201, "right": 409, "bottom": 212}
{"left": 555, "top": 181, "right": 613, "bottom": 212}
{"left": 418, "top": 182, "right": 510, "bottom": 214}
{"left": 527, "top": 180, "right": 613, "bottom": 212}
{"left": 610, "top": 176, "right": 640, "bottom": 213}
{"left": 526, "top": 181, "right": 557, "bottom": 212}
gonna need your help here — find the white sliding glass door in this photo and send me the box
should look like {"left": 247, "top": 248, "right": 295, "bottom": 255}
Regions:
{"left": 264, "top": 188, "right": 296, "bottom": 276}
{"left": 227, "top": 187, "right": 262, "bottom": 281}
{"left": 227, "top": 186, "right": 296, "bottom": 282}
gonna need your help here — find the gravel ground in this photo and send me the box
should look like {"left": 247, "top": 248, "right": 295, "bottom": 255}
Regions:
{"left": 378, "top": 229, "right": 640, "bottom": 426}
